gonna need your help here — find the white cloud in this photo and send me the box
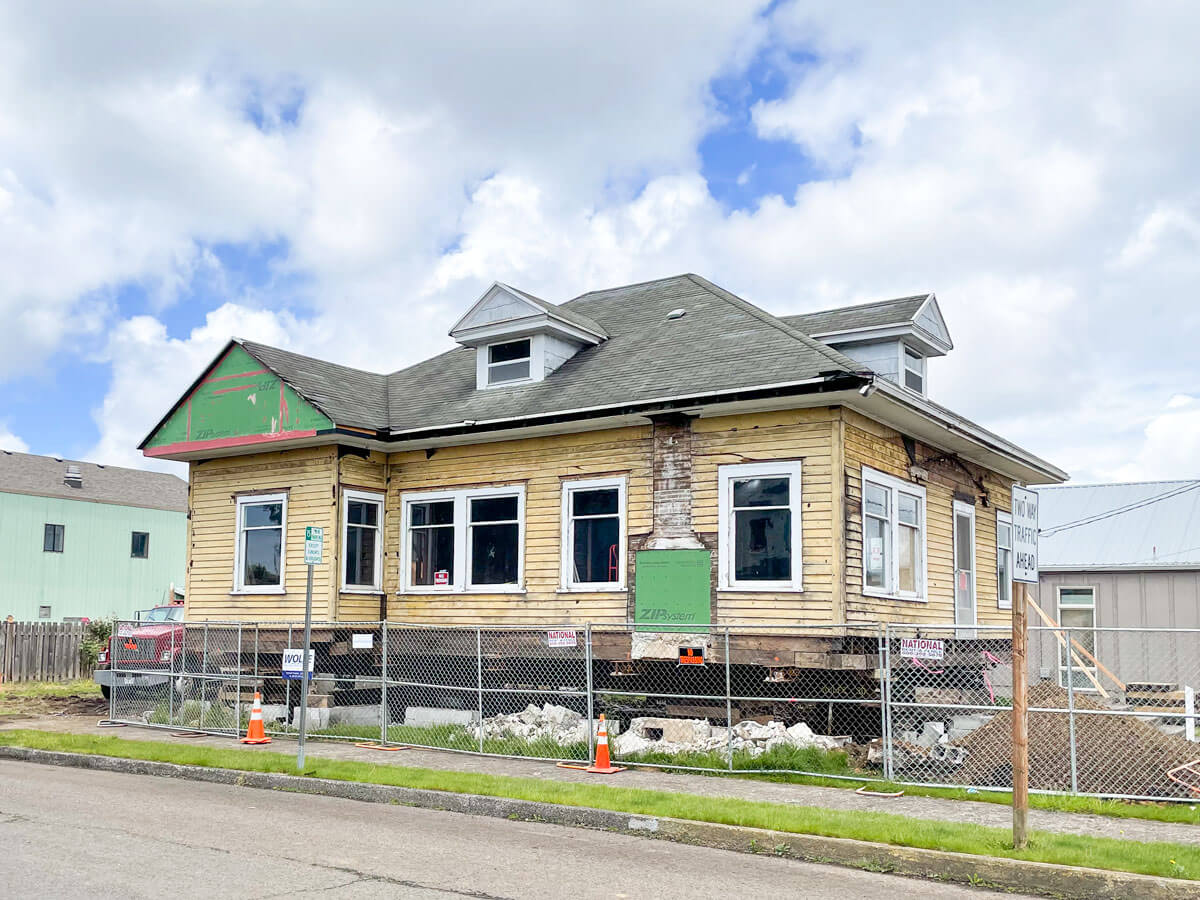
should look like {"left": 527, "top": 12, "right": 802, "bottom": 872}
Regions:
{"left": 0, "top": 423, "right": 28, "bottom": 453}
{"left": 0, "top": 1, "right": 1197, "bottom": 486}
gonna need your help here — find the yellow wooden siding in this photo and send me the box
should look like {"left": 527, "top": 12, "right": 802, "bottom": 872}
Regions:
{"left": 185, "top": 446, "right": 337, "bottom": 621}
{"left": 841, "top": 410, "right": 1013, "bottom": 626}
{"left": 692, "top": 409, "right": 838, "bottom": 626}
{"left": 336, "top": 451, "right": 389, "bottom": 622}
{"left": 385, "top": 426, "right": 653, "bottom": 625}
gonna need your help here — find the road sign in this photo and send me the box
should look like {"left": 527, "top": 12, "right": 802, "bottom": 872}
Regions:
{"left": 304, "top": 526, "right": 324, "bottom": 565}
{"left": 1011, "top": 486, "right": 1039, "bottom": 584}
{"left": 281, "top": 647, "right": 314, "bottom": 680}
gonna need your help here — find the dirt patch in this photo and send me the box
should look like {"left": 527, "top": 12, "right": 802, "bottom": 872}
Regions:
{"left": 0, "top": 692, "right": 107, "bottom": 720}
{"left": 955, "top": 683, "right": 1200, "bottom": 797}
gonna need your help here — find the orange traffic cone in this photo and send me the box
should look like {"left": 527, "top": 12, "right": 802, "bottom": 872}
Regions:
{"left": 585, "top": 714, "right": 625, "bottom": 774}
{"left": 240, "top": 690, "right": 272, "bottom": 745}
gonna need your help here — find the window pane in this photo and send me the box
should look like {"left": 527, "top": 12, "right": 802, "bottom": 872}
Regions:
{"left": 471, "top": 522, "right": 519, "bottom": 584}
{"left": 243, "top": 529, "right": 281, "bottom": 586}
{"left": 43, "top": 523, "right": 64, "bottom": 552}
{"left": 131, "top": 532, "right": 149, "bottom": 558}
{"left": 998, "top": 547, "right": 1012, "bottom": 591}
{"left": 489, "top": 339, "right": 531, "bottom": 363}
{"left": 898, "top": 525, "right": 919, "bottom": 593}
{"left": 733, "top": 476, "right": 790, "bottom": 508}
{"left": 733, "top": 507, "right": 791, "bottom": 581}
{"left": 411, "top": 500, "right": 454, "bottom": 527}
{"left": 864, "top": 515, "right": 889, "bottom": 589}
{"left": 905, "top": 347, "right": 922, "bottom": 366}
{"left": 572, "top": 487, "right": 618, "bottom": 516}
{"left": 411, "top": 526, "right": 455, "bottom": 586}
{"left": 955, "top": 514, "right": 973, "bottom": 570}
{"left": 898, "top": 493, "right": 919, "bottom": 525}
{"left": 864, "top": 484, "right": 888, "bottom": 518}
{"left": 348, "top": 500, "right": 378, "bottom": 526}
{"left": 487, "top": 360, "right": 530, "bottom": 383}
{"left": 471, "top": 495, "right": 518, "bottom": 522}
{"left": 904, "top": 368, "right": 923, "bottom": 391}
{"left": 1059, "top": 588, "right": 1094, "bottom": 607}
{"left": 243, "top": 502, "right": 283, "bottom": 528}
{"left": 345, "top": 526, "right": 377, "bottom": 586}
{"left": 572, "top": 517, "right": 619, "bottom": 583}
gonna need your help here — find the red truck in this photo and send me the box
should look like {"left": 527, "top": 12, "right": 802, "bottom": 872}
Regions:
{"left": 94, "top": 602, "right": 185, "bottom": 700}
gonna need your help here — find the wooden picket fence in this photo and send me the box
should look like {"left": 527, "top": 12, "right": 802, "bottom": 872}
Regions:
{"left": 0, "top": 621, "right": 91, "bottom": 683}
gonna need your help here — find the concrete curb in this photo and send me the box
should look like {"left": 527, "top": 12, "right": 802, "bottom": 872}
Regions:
{"left": 0, "top": 744, "right": 1191, "bottom": 900}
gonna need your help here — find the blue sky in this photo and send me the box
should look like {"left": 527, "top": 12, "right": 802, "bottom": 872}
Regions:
{"left": 0, "top": 2, "right": 1198, "bottom": 483}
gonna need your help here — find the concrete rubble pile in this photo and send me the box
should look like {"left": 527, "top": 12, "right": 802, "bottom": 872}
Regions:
{"left": 612, "top": 716, "right": 847, "bottom": 758}
{"left": 472, "top": 703, "right": 595, "bottom": 745}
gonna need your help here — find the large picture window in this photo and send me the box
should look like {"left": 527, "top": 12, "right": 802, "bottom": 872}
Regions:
{"left": 561, "top": 477, "right": 626, "bottom": 590}
{"left": 342, "top": 489, "right": 384, "bottom": 592}
{"left": 234, "top": 493, "right": 286, "bottom": 592}
{"left": 861, "top": 467, "right": 927, "bottom": 601}
{"left": 402, "top": 486, "right": 525, "bottom": 592}
{"left": 718, "top": 461, "right": 802, "bottom": 591}
{"left": 997, "top": 511, "right": 1013, "bottom": 609}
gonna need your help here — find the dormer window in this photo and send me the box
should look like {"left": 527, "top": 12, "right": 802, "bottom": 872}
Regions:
{"left": 903, "top": 347, "right": 925, "bottom": 393}
{"left": 487, "top": 339, "right": 532, "bottom": 385}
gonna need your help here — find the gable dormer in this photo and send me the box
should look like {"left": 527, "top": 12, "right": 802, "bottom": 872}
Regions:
{"left": 450, "top": 282, "right": 607, "bottom": 390}
{"left": 782, "top": 293, "right": 952, "bottom": 397}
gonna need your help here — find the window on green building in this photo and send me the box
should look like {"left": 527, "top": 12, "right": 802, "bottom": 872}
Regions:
{"left": 43, "top": 523, "right": 64, "bottom": 553}
{"left": 131, "top": 531, "right": 150, "bottom": 559}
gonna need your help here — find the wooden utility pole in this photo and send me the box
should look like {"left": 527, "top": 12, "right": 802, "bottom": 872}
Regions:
{"left": 1011, "top": 582, "right": 1029, "bottom": 849}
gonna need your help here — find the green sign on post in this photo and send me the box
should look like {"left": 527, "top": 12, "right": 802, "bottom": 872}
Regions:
{"left": 304, "top": 526, "right": 324, "bottom": 565}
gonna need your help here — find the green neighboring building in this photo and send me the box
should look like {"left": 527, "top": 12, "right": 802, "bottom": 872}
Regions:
{"left": 0, "top": 451, "right": 187, "bottom": 621}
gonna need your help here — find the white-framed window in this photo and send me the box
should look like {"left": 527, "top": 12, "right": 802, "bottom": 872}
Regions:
{"left": 861, "top": 466, "right": 927, "bottom": 601}
{"left": 486, "top": 338, "right": 533, "bottom": 385}
{"left": 342, "top": 489, "right": 384, "bottom": 592}
{"left": 234, "top": 492, "right": 287, "bottom": 593}
{"left": 561, "top": 477, "right": 626, "bottom": 590}
{"left": 401, "top": 485, "right": 525, "bottom": 593}
{"left": 902, "top": 346, "right": 925, "bottom": 393}
{"left": 718, "top": 461, "right": 803, "bottom": 591}
{"left": 997, "top": 511, "right": 1013, "bottom": 609}
{"left": 1057, "top": 586, "right": 1097, "bottom": 690}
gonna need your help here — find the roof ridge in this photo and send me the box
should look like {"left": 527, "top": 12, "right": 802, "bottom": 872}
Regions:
{"left": 239, "top": 339, "right": 387, "bottom": 378}
{"left": 1038, "top": 479, "right": 1200, "bottom": 491}
{"left": 786, "top": 293, "right": 932, "bottom": 318}
{"left": 0, "top": 450, "right": 186, "bottom": 481}
{"left": 567, "top": 272, "right": 694, "bottom": 303}
{"left": 683, "top": 274, "right": 862, "bottom": 374}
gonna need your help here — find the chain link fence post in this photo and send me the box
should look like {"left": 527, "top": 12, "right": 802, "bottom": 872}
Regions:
{"left": 168, "top": 623, "right": 176, "bottom": 728}
{"left": 235, "top": 622, "right": 243, "bottom": 735}
{"left": 476, "top": 627, "right": 484, "bottom": 754}
{"left": 724, "top": 626, "right": 733, "bottom": 772}
{"left": 1066, "top": 627, "right": 1078, "bottom": 794}
{"left": 585, "top": 624, "right": 595, "bottom": 764}
{"left": 285, "top": 623, "right": 293, "bottom": 726}
{"left": 882, "top": 623, "right": 894, "bottom": 782}
{"left": 381, "top": 620, "right": 389, "bottom": 746}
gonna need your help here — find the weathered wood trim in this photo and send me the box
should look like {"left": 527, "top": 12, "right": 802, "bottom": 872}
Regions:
{"left": 831, "top": 408, "right": 847, "bottom": 622}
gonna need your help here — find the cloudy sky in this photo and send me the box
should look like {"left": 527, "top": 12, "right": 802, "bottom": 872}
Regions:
{"left": 0, "top": 1, "right": 1197, "bottom": 483}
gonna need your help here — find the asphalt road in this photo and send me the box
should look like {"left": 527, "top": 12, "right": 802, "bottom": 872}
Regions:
{"left": 0, "top": 760, "right": 1033, "bottom": 899}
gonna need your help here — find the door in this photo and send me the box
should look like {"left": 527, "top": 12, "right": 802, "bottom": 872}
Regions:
{"left": 953, "top": 501, "right": 977, "bottom": 634}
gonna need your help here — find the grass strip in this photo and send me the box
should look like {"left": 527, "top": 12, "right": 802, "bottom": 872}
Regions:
{"left": 0, "top": 728, "right": 1196, "bottom": 882}
{"left": 0, "top": 680, "right": 100, "bottom": 700}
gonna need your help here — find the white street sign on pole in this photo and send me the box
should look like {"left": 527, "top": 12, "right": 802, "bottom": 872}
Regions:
{"left": 1011, "top": 486, "right": 1039, "bottom": 584}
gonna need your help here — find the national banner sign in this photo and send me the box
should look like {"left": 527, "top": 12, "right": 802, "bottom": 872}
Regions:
{"left": 547, "top": 629, "right": 577, "bottom": 648}
{"left": 900, "top": 638, "right": 944, "bottom": 661}
{"left": 1011, "top": 486, "right": 1039, "bottom": 584}
{"left": 281, "top": 647, "right": 315, "bottom": 680}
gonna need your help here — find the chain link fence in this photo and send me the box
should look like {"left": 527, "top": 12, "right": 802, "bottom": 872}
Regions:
{"left": 105, "top": 619, "right": 1200, "bottom": 801}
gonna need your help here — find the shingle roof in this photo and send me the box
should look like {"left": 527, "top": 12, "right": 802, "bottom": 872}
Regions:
{"left": 382, "top": 273, "right": 862, "bottom": 433}
{"left": 237, "top": 274, "right": 865, "bottom": 435}
{"left": 239, "top": 340, "right": 390, "bottom": 430}
{"left": 0, "top": 451, "right": 188, "bottom": 512}
{"left": 780, "top": 294, "right": 930, "bottom": 337}
{"left": 1036, "top": 481, "right": 1200, "bottom": 570}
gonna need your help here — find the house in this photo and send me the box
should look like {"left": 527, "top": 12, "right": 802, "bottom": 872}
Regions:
{"left": 139, "top": 274, "right": 1065, "bottom": 688}
{"left": 1033, "top": 480, "right": 1200, "bottom": 692}
{"left": 0, "top": 451, "right": 188, "bottom": 621}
